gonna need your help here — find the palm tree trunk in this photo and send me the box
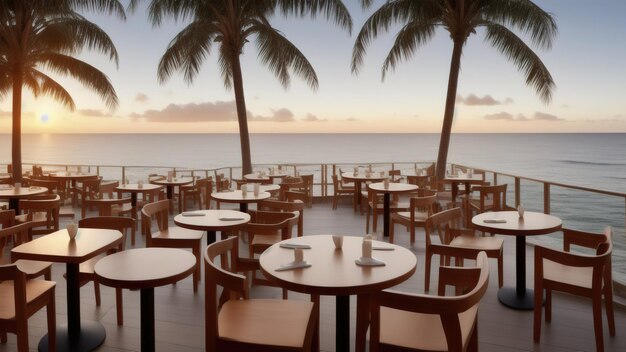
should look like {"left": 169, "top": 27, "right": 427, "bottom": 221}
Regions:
{"left": 11, "top": 72, "right": 23, "bottom": 183}
{"left": 231, "top": 54, "right": 253, "bottom": 175}
{"left": 435, "top": 39, "right": 464, "bottom": 180}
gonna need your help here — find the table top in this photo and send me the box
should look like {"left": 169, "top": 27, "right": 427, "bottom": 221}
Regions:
{"left": 240, "top": 184, "right": 280, "bottom": 192}
{"left": 174, "top": 209, "right": 251, "bottom": 231}
{"left": 443, "top": 174, "right": 484, "bottom": 183}
{"left": 0, "top": 185, "right": 48, "bottom": 198}
{"left": 368, "top": 182, "right": 417, "bottom": 193}
{"left": 341, "top": 172, "right": 386, "bottom": 182}
{"left": 260, "top": 235, "right": 417, "bottom": 296}
{"left": 243, "top": 172, "right": 289, "bottom": 181}
{"left": 95, "top": 248, "right": 196, "bottom": 290}
{"left": 47, "top": 172, "right": 96, "bottom": 180}
{"left": 211, "top": 190, "right": 271, "bottom": 203}
{"left": 150, "top": 177, "right": 194, "bottom": 186}
{"left": 116, "top": 183, "right": 163, "bottom": 192}
{"left": 12, "top": 228, "right": 123, "bottom": 264}
{"left": 472, "top": 211, "right": 562, "bottom": 236}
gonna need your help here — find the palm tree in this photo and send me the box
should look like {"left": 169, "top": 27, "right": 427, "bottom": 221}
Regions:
{"left": 0, "top": 0, "right": 124, "bottom": 183}
{"left": 134, "top": 0, "right": 352, "bottom": 175}
{"left": 353, "top": 0, "right": 557, "bottom": 179}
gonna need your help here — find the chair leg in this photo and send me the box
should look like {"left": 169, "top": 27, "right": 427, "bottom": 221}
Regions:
{"left": 17, "top": 309, "right": 29, "bottom": 352}
{"left": 116, "top": 288, "right": 124, "bottom": 326}
{"left": 94, "top": 281, "right": 101, "bottom": 306}
{"left": 424, "top": 250, "right": 432, "bottom": 292}
{"left": 310, "top": 294, "right": 320, "bottom": 352}
{"left": 282, "top": 288, "right": 288, "bottom": 299}
{"left": 355, "top": 294, "right": 370, "bottom": 352}
{"left": 533, "top": 286, "right": 543, "bottom": 342}
{"left": 389, "top": 220, "right": 395, "bottom": 243}
{"left": 468, "top": 320, "right": 479, "bottom": 352}
{"left": 45, "top": 266, "right": 52, "bottom": 281}
{"left": 192, "top": 244, "right": 200, "bottom": 293}
{"left": 604, "top": 283, "right": 616, "bottom": 336}
{"left": 332, "top": 193, "right": 338, "bottom": 209}
{"left": 497, "top": 254, "right": 503, "bottom": 288}
{"left": 592, "top": 291, "right": 605, "bottom": 352}
{"left": 0, "top": 331, "right": 6, "bottom": 343}
{"left": 545, "top": 289, "right": 552, "bottom": 322}
{"left": 47, "top": 291, "right": 56, "bottom": 352}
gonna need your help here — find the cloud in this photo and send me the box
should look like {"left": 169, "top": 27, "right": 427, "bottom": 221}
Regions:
{"left": 302, "top": 113, "right": 327, "bottom": 122}
{"left": 131, "top": 101, "right": 241, "bottom": 122}
{"left": 534, "top": 112, "right": 563, "bottom": 121}
{"left": 458, "top": 94, "right": 506, "bottom": 106}
{"left": 346, "top": 117, "right": 359, "bottom": 122}
{"left": 135, "top": 93, "right": 149, "bottom": 103}
{"left": 504, "top": 97, "right": 514, "bottom": 104}
{"left": 78, "top": 109, "right": 113, "bottom": 118}
{"left": 251, "top": 108, "right": 295, "bottom": 122}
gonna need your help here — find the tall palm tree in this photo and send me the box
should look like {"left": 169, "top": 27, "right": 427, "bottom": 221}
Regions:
{"left": 0, "top": 0, "right": 124, "bottom": 182}
{"left": 134, "top": 0, "right": 352, "bottom": 175}
{"left": 353, "top": 0, "right": 557, "bottom": 179}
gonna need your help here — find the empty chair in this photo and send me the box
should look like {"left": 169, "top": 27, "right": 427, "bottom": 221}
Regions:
{"left": 463, "top": 184, "right": 507, "bottom": 227}
{"left": 389, "top": 193, "right": 437, "bottom": 244}
{"left": 424, "top": 207, "right": 503, "bottom": 292}
{"left": 365, "top": 187, "right": 409, "bottom": 234}
{"left": 204, "top": 236, "right": 317, "bottom": 351}
{"left": 246, "top": 210, "right": 299, "bottom": 258}
{"left": 0, "top": 264, "right": 56, "bottom": 352}
{"left": 17, "top": 195, "right": 61, "bottom": 237}
{"left": 77, "top": 216, "right": 134, "bottom": 326}
{"left": 367, "top": 251, "right": 489, "bottom": 352}
{"left": 259, "top": 199, "right": 305, "bottom": 237}
{"left": 141, "top": 199, "right": 203, "bottom": 292}
{"left": 534, "top": 227, "right": 615, "bottom": 352}
{"left": 331, "top": 174, "right": 355, "bottom": 210}
{"left": 72, "top": 177, "right": 101, "bottom": 207}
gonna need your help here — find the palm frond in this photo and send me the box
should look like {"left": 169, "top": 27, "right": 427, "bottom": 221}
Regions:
{"left": 217, "top": 46, "right": 234, "bottom": 90}
{"left": 146, "top": 0, "right": 202, "bottom": 26}
{"left": 157, "top": 20, "right": 215, "bottom": 84}
{"left": 40, "top": 52, "right": 118, "bottom": 109}
{"left": 31, "top": 69, "right": 76, "bottom": 110}
{"left": 485, "top": 0, "right": 557, "bottom": 50}
{"left": 276, "top": 0, "right": 353, "bottom": 33}
{"left": 252, "top": 19, "right": 318, "bottom": 90}
{"left": 68, "top": 0, "right": 127, "bottom": 20}
{"left": 484, "top": 23, "right": 554, "bottom": 103}
{"left": 381, "top": 22, "right": 435, "bottom": 80}
{"left": 22, "top": 71, "right": 42, "bottom": 98}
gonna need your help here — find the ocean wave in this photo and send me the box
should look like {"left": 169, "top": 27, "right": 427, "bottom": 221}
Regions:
{"left": 559, "top": 159, "right": 626, "bottom": 166}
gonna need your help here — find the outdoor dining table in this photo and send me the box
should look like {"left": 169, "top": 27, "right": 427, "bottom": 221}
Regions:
{"left": 116, "top": 183, "right": 163, "bottom": 222}
{"left": 367, "top": 182, "right": 418, "bottom": 237}
{"left": 341, "top": 172, "right": 386, "bottom": 212}
{"left": 210, "top": 189, "right": 270, "bottom": 212}
{"left": 0, "top": 185, "right": 48, "bottom": 212}
{"left": 260, "top": 235, "right": 416, "bottom": 352}
{"left": 174, "top": 209, "right": 250, "bottom": 246}
{"left": 443, "top": 173, "right": 485, "bottom": 202}
{"left": 47, "top": 171, "right": 97, "bottom": 190}
{"left": 12, "top": 228, "right": 123, "bottom": 351}
{"left": 472, "top": 211, "right": 562, "bottom": 310}
{"left": 243, "top": 172, "right": 289, "bottom": 183}
{"left": 150, "top": 177, "right": 194, "bottom": 213}
{"left": 95, "top": 248, "right": 196, "bottom": 352}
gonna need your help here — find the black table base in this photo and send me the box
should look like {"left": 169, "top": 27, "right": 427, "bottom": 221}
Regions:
{"left": 38, "top": 321, "right": 105, "bottom": 352}
{"left": 336, "top": 295, "right": 349, "bottom": 352}
{"left": 141, "top": 288, "right": 156, "bottom": 352}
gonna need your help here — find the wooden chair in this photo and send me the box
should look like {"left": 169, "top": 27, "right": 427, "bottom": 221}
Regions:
{"left": 463, "top": 184, "right": 507, "bottom": 228}
{"left": 299, "top": 174, "right": 314, "bottom": 206}
{"left": 77, "top": 216, "right": 134, "bottom": 326}
{"left": 389, "top": 193, "right": 437, "bottom": 244}
{"left": 141, "top": 199, "right": 203, "bottom": 292}
{"left": 367, "top": 251, "right": 490, "bottom": 352}
{"left": 0, "top": 264, "right": 56, "bottom": 352}
{"left": 424, "top": 207, "right": 503, "bottom": 292}
{"left": 204, "top": 236, "right": 317, "bottom": 351}
{"left": 181, "top": 177, "right": 212, "bottom": 211}
{"left": 365, "top": 187, "right": 409, "bottom": 234}
{"left": 72, "top": 177, "right": 101, "bottom": 207}
{"left": 331, "top": 174, "right": 355, "bottom": 210}
{"left": 17, "top": 195, "right": 61, "bottom": 237}
{"left": 259, "top": 199, "right": 305, "bottom": 237}
{"left": 0, "top": 211, "right": 52, "bottom": 280}
{"left": 533, "top": 227, "right": 615, "bottom": 352}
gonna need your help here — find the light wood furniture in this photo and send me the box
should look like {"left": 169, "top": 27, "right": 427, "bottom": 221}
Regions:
{"left": 534, "top": 227, "right": 615, "bottom": 352}
{"left": 443, "top": 173, "right": 485, "bottom": 202}
{"left": 425, "top": 207, "right": 504, "bottom": 293}
{"left": 259, "top": 235, "right": 417, "bottom": 352}
{"left": 0, "top": 185, "right": 48, "bottom": 213}
{"left": 115, "top": 183, "right": 163, "bottom": 233}
{"left": 472, "top": 211, "right": 562, "bottom": 310}
{"left": 173, "top": 209, "right": 250, "bottom": 246}
{"left": 141, "top": 199, "right": 203, "bottom": 292}
{"left": 205, "top": 236, "right": 317, "bottom": 351}
{"left": 78, "top": 216, "right": 135, "bottom": 326}
{"left": 11, "top": 228, "right": 122, "bottom": 351}
{"left": 258, "top": 199, "right": 305, "bottom": 236}
{"left": 368, "top": 182, "right": 417, "bottom": 238}
{"left": 17, "top": 194, "right": 61, "bottom": 237}
{"left": 150, "top": 177, "right": 194, "bottom": 213}
{"left": 72, "top": 178, "right": 101, "bottom": 208}
{"left": 331, "top": 174, "right": 356, "bottom": 210}
{"left": 0, "top": 264, "right": 56, "bottom": 352}
{"left": 368, "top": 252, "right": 490, "bottom": 352}
{"left": 95, "top": 248, "right": 195, "bottom": 352}
{"left": 390, "top": 193, "right": 437, "bottom": 244}
{"left": 464, "top": 184, "right": 508, "bottom": 227}
{"left": 341, "top": 172, "right": 385, "bottom": 213}
{"left": 0, "top": 211, "right": 52, "bottom": 280}
{"left": 211, "top": 189, "right": 270, "bottom": 212}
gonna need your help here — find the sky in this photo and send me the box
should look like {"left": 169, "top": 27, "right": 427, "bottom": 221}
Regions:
{"left": 1, "top": 0, "right": 625, "bottom": 134}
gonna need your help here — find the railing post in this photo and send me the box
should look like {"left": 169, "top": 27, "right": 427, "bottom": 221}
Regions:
{"left": 544, "top": 183, "right": 551, "bottom": 214}
{"left": 122, "top": 167, "right": 126, "bottom": 183}
{"left": 515, "top": 177, "right": 521, "bottom": 207}
{"left": 494, "top": 172, "right": 498, "bottom": 186}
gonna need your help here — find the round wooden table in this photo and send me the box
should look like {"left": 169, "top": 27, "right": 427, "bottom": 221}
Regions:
{"left": 260, "top": 235, "right": 417, "bottom": 352}
{"left": 12, "top": 228, "right": 123, "bottom": 352}
{"left": 174, "top": 209, "right": 250, "bottom": 245}
{"left": 472, "top": 211, "right": 562, "bottom": 310}
{"left": 244, "top": 172, "right": 289, "bottom": 183}
{"left": 95, "top": 248, "right": 196, "bottom": 352}
{"left": 150, "top": 177, "right": 194, "bottom": 212}
{"left": 116, "top": 183, "right": 163, "bottom": 222}
{"left": 211, "top": 190, "right": 270, "bottom": 212}
{"left": 368, "top": 182, "right": 418, "bottom": 237}
{"left": 341, "top": 172, "right": 386, "bottom": 212}
{"left": 443, "top": 173, "right": 485, "bottom": 201}
{"left": 0, "top": 185, "right": 48, "bottom": 212}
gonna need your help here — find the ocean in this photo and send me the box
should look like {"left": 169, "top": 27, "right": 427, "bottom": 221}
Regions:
{"left": 2, "top": 133, "right": 625, "bottom": 279}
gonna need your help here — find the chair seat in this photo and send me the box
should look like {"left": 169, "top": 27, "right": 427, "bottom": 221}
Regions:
{"left": 394, "top": 211, "right": 428, "bottom": 222}
{"left": 380, "top": 306, "right": 477, "bottom": 351}
{"left": 79, "top": 254, "right": 106, "bottom": 275}
{"left": 251, "top": 234, "right": 281, "bottom": 247}
{"left": 15, "top": 260, "right": 53, "bottom": 278}
{"left": 468, "top": 198, "right": 494, "bottom": 210}
{"left": 218, "top": 299, "right": 314, "bottom": 348}
{"left": 151, "top": 227, "right": 203, "bottom": 240}
{"left": 0, "top": 279, "right": 56, "bottom": 320}
{"left": 543, "top": 259, "right": 594, "bottom": 289}
{"left": 16, "top": 212, "right": 47, "bottom": 225}
{"left": 450, "top": 235, "right": 503, "bottom": 251}
{"left": 112, "top": 203, "right": 133, "bottom": 216}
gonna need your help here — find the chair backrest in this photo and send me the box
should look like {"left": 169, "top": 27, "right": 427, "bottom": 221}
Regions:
{"left": 474, "top": 184, "right": 507, "bottom": 211}
{"left": 0, "top": 209, "right": 16, "bottom": 228}
{"left": 79, "top": 216, "right": 134, "bottom": 250}
{"left": 18, "top": 195, "right": 61, "bottom": 234}
{"left": 425, "top": 207, "right": 464, "bottom": 246}
{"left": 561, "top": 226, "right": 613, "bottom": 283}
{"left": 407, "top": 175, "right": 437, "bottom": 190}
{"left": 247, "top": 210, "right": 298, "bottom": 241}
{"left": 23, "top": 178, "right": 57, "bottom": 194}
{"left": 99, "top": 181, "right": 119, "bottom": 199}
{"left": 0, "top": 219, "right": 34, "bottom": 252}
{"left": 82, "top": 197, "right": 132, "bottom": 218}
{"left": 409, "top": 194, "right": 438, "bottom": 220}
{"left": 141, "top": 199, "right": 170, "bottom": 246}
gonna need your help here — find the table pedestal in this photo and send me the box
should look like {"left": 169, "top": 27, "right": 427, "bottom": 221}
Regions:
{"left": 497, "top": 236, "right": 541, "bottom": 310}
{"left": 382, "top": 193, "right": 390, "bottom": 237}
{"left": 336, "top": 295, "right": 349, "bottom": 352}
{"left": 141, "top": 288, "right": 156, "bottom": 352}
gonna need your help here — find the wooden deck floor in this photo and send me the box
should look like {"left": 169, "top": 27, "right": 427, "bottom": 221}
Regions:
{"left": 2, "top": 198, "right": 625, "bottom": 352}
